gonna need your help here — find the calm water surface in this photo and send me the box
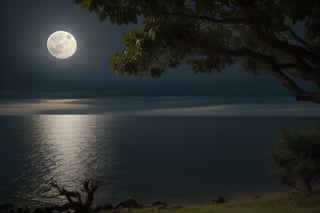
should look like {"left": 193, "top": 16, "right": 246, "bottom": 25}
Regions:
{"left": 0, "top": 115, "right": 318, "bottom": 204}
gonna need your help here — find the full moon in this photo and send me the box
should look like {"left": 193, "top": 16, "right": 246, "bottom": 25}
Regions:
{"left": 47, "top": 31, "right": 77, "bottom": 59}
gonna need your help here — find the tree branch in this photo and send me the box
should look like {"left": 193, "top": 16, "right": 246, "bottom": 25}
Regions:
{"left": 50, "top": 179, "right": 103, "bottom": 212}
{"left": 202, "top": 46, "right": 320, "bottom": 102}
{"left": 51, "top": 181, "right": 81, "bottom": 204}
{"left": 284, "top": 25, "right": 313, "bottom": 50}
{"left": 287, "top": 182, "right": 309, "bottom": 194}
{"left": 162, "top": 12, "right": 247, "bottom": 24}
{"left": 83, "top": 178, "right": 101, "bottom": 207}
{"left": 163, "top": 6, "right": 319, "bottom": 65}
{"left": 278, "top": 62, "right": 298, "bottom": 69}
{"left": 241, "top": 7, "right": 320, "bottom": 65}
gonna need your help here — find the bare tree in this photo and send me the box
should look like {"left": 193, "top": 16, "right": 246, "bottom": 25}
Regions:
{"left": 48, "top": 178, "right": 103, "bottom": 213}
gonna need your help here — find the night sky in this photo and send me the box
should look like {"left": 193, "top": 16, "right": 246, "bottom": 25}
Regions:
{"left": 0, "top": 0, "right": 319, "bottom": 116}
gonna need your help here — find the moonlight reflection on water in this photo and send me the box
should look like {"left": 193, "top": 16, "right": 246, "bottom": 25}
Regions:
{"left": 2, "top": 116, "right": 313, "bottom": 204}
{"left": 16, "top": 115, "right": 115, "bottom": 203}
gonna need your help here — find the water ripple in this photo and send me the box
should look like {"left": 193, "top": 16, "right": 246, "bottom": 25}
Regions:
{"left": 12, "top": 115, "right": 116, "bottom": 204}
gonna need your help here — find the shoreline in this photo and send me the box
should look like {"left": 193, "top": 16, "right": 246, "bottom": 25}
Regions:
{"left": 0, "top": 189, "right": 286, "bottom": 207}
{"left": 2, "top": 191, "right": 320, "bottom": 213}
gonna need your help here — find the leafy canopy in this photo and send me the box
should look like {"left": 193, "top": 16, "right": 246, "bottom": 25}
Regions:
{"left": 268, "top": 123, "right": 320, "bottom": 194}
{"left": 75, "top": 0, "right": 320, "bottom": 103}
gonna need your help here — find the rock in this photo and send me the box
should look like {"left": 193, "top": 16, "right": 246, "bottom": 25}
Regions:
{"left": 114, "top": 198, "right": 142, "bottom": 209}
{"left": 0, "top": 205, "right": 26, "bottom": 213}
{"left": 93, "top": 204, "right": 113, "bottom": 212}
{"left": 150, "top": 200, "right": 168, "bottom": 209}
{"left": 158, "top": 204, "right": 183, "bottom": 210}
{"left": 152, "top": 200, "right": 167, "bottom": 206}
{"left": 44, "top": 203, "right": 89, "bottom": 213}
{"left": 158, "top": 204, "right": 168, "bottom": 209}
{"left": 74, "top": 206, "right": 90, "bottom": 213}
{"left": 8, "top": 207, "right": 25, "bottom": 213}
{"left": 0, "top": 203, "right": 15, "bottom": 210}
{"left": 210, "top": 196, "right": 226, "bottom": 204}
{"left": 169, "top": 204, "right": 183, "bottom": 209}
{"left": 32, "top": 208, "right": 47, "bottom": 213}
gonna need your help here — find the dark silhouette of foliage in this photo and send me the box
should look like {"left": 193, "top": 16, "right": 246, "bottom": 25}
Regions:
{"left": 49, "top": 178, "right": 103, "bottom": 213}
{"left": 75, "top": 0, "right": 320, "bottom": 103}
{"left": 268, "top": 123, "right": 320, "bottom": 194}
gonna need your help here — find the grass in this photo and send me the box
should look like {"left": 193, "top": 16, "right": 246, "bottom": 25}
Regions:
{"left": 103, "top": 193, "right": 320, "bottom": 213}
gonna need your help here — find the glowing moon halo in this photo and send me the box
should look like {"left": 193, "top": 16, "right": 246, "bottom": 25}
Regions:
{"left": 47, "top": 31, "right": 77, "bottom": 59}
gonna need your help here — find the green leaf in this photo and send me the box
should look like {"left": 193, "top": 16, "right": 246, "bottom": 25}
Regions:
{"left": 99, "top": 11, "right": 107, "bottom": 21}
{"left": 75, "top": 0, "right": 84, "bottom": 4}
{"left": 148, "top": 28, "right": 156, "bottom": 40}
{"left": 81, "top": 0, "right": 91, "bottom": 10}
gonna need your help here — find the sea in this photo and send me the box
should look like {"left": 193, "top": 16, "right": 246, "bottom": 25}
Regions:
{"left": 0, "top": 115, "right": 318, "bottom": 205}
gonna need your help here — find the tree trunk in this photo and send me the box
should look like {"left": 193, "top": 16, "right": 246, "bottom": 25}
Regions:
{"left": 304, "top": 180, "right": 313, "bottom": 195}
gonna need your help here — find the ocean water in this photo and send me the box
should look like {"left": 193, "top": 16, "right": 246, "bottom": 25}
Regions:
{"left": 0, "top": 115, "right": 318, "bottom": 205}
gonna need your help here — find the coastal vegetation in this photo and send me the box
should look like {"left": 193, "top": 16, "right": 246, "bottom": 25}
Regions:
{"left": 268, "top": 123, "right": 320, "bottom": 194}
{"left": 112, "top": 193, "right": 320, "bottom": 213}
{"left": 2, "top": 192, "right": 320, "bottom": 213}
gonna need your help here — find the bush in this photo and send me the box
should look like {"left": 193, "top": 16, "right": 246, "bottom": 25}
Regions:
{"left": 268, "top": 123, "right": 320, "bottom": 194}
